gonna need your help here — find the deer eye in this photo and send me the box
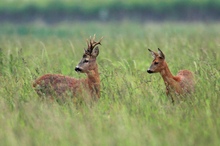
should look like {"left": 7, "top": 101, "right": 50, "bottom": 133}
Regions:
{"left": 84, "top": 59, "right": 89, "bottom": 63}
{"left": 154, "top": 62, "right": 159, "bottom": 65}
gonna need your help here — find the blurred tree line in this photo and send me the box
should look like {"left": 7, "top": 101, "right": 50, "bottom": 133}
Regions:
{"left": 0, "top": 0, "right": 219, "bottom": 23}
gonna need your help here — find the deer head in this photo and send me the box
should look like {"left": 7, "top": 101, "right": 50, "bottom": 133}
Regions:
{"left": 75, "top": 35, "right": 103, "bottom": 73}
{"left": 147, "top": 48, "right": 166, "bottom": 73}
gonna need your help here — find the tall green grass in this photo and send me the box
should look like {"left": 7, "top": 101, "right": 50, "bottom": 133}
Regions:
{"left": 0, "top": 22, "right": 220, "bottom": 146}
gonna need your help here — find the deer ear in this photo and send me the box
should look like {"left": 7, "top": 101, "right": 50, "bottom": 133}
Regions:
{"left": 91, "top": 46, "right": 99, "bottom": 57}
{"left": 148, "top": 48, "right": 157, "bottom": 59}
{"left": 158, "top": 48, "right": 165, "bottom": 59}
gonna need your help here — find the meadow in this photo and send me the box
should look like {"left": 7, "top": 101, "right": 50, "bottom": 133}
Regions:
{"left": 0, "top": 21, "right": 220, "bottom": 146}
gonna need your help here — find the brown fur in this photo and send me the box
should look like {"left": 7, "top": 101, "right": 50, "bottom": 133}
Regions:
{"left": 147, "top": 48, "right": 195, "bottom": 103}
{"left": 33, "top": 35, "right": 102, "bottom": 101}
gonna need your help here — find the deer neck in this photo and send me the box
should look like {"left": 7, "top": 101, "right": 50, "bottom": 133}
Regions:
{"left": 160, "top": 62, "right": 179, "bottom": 89}
{"left": 87, "top": 67, "right": 100, "bottom": 84}
{"left": 159, "top": 62, "right": 183, "bottom": 95}
{"left": 86, "top": 65, "right": 100, "bottom": 98}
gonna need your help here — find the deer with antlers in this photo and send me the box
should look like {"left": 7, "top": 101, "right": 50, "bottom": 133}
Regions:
{"left": 33, "top": 35, "right": 103, "bottom": 101}
{"left": 147, "top": 48, "right": 195, "bottom": 103}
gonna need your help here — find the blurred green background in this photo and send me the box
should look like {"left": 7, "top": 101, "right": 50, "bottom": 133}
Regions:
{"left": 1, "top": 0, "right": 220, "bottom": 23}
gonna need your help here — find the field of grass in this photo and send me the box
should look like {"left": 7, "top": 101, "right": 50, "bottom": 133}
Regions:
{"left": 0, "top": 21, "right": 220, "bottom": 146}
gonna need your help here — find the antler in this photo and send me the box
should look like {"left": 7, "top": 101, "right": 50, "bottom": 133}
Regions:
{"left": 86, "top": 34, "right": 103, "bottom": 54}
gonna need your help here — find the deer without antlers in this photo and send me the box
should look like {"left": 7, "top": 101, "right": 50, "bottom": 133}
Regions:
{"left": 33, "top": 35, "right": 103, "bottom": 101}
{"left": 147, "top": 48, "right": 195, "bottom": 103}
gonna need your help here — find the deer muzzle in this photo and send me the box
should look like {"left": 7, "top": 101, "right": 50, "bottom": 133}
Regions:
{"left": 75, "top": 66, "right": 82, "bottom": 72}
{"left": 147, "top": 69, "right": 154, "bottom": 74}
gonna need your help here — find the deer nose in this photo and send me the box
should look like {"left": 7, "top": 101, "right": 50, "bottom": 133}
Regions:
{"left": 75, "top": 66, "right": 82, "bottom": 72}
{"left": 147, "top": 69, "right": 153, "bottom": 73}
